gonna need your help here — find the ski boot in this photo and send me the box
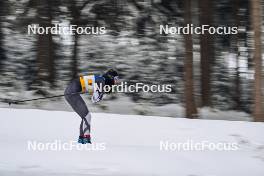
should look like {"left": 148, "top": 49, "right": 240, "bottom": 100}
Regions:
{"left": 78, "top": 134, "right": 91, "bottom": 144}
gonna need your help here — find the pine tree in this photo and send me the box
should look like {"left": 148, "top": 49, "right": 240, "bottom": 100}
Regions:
{"left": 0, "top": 1, "right": 7, "bottom": 72}
{"left": 199, "top": 0, "right": 214, "bottom": 107}
{"left": 184, "top": 0, "right": 198, "bottom": 118}
{"left": 251, "top": 0, "right": 264, "bottom": 121}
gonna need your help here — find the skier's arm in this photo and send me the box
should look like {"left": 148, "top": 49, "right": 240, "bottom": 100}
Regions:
{"left": 91, "top": 89, "right": 103, "bottom": 103}
{"left": 91, "top": 76, "right": 105, "bottom": 103}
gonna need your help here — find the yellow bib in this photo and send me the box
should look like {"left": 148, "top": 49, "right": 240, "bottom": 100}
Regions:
{"left": 80, "top": 75, "right": 95, "bottom": 94}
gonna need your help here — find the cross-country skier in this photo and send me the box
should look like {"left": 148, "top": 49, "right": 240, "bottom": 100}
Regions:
{"left": 64, "top": 69, "right": 119, "bottom": 144}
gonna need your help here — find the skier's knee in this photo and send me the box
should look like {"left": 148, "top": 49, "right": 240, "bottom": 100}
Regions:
{"left": 82, "top": 109, "right": 89, "bottom": 119}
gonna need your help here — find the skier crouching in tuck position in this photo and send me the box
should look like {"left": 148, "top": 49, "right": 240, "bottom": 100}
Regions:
{"left": 64, "top": 69, "right": 119, "bottom": 144}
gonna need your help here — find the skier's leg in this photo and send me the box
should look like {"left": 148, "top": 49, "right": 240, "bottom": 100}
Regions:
{"left": 79, "top": 113, "right": 91, "bottom": 136}
{"left": 80, "top": 113, "right": 92, "bottom": 144}
{"left": 64, "top": 79, "right": 92, "bottom": 142}
{"left": 82, "top": 113, "right": 91, "bottom": 135}
{"left": 80, "top": 119, "right": 84, "bottom": 136}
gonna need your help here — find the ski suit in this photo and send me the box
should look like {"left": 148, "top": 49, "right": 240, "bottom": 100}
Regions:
{"left": 64, "top": 74, "right": 104, "bottom": 137}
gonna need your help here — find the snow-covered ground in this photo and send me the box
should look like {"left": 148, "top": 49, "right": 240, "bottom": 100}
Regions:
{"left": 0, "top": 95, "right": 252, "bottom": 121}
{"left": 0, "top": 108, "right": 264, "bottom": 176}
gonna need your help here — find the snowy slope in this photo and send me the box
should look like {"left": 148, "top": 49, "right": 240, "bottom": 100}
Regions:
{"left": 0, "top": 108, "right": 264, "bottom": 176}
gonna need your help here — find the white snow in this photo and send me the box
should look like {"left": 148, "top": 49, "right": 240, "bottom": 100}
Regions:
{"left": 0, "top": 108, "right": 264, "bottom": 176}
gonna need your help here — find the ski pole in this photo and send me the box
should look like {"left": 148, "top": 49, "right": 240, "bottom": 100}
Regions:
{"left": 6, "top": 91, "right": 84, "bottom": 106}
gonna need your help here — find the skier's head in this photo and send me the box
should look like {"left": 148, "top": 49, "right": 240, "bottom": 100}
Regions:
{"left": 103, "top": 69, "right": 119, "bottom": 86}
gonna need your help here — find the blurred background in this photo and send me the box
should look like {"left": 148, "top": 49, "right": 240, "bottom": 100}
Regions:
{"left": 0, "top": 0, "right": 263, "bottom": 121}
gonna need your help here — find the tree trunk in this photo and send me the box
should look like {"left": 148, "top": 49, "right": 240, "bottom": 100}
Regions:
{"left": 184, "top": 0, "right": 198, "bottom": 118}
{"left": 34, "top": 0, "right": 55, "bottom": 87}
{"left": 72, "top": 33, "right": 79, "bottom": 79}
{"left": 0, "top": 1, "right": 6, "bottom": 72}
{"left": 199, "top": 0, "right": 214, "bottom": 107}
{"left": 251, "top": 0, "right": 264, "bottom": 121}
{"left": 36, "top": 31, "right": 55, "bottom": 86}
{"left": 233, "top": 0, "right": 241, "bottom": 110}
{"left": 69, "top": 1, "right": 81, "bottom": 79}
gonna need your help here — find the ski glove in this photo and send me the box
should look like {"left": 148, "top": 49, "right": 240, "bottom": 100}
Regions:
{"left": 91, "top": 90, "right": 103, "bottom": 103}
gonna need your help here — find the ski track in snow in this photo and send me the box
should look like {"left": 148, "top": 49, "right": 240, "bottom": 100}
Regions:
{"left": 0, "top": 108, "right": 264, "bottom": 176}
